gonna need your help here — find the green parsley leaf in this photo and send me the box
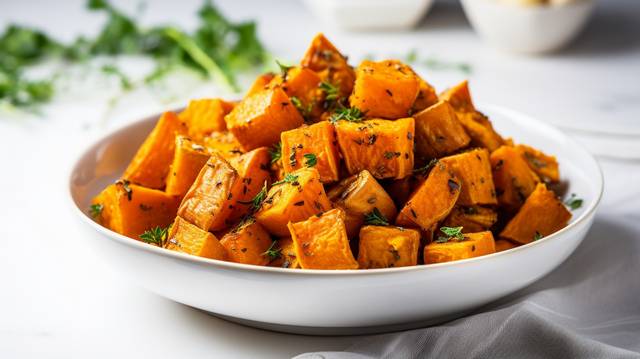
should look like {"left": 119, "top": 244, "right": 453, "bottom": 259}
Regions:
{"left": 140, "top": 226, "right": 169, "bottom": 246}
{"left": 364, "top": 207, "right": 389, "bottom": 226}
{"left": 303, "top": 153, "right": 317, "bottom": 167}
{"left": 564, "top": 193, "right": 583, "bottom": 211}
{"left": 329, "top": 106, "right": 363, "bottom": 124}
{"left": 269, "top": 141, "right": 282, "bottom": 164}
{"left": 435, "top": 226, "right": 464, "bottom": 243}
{"left": 89, "top": 203, "right": 103, "bottom": 218}
{"left": 319, "top": 81, "right": 339, "bottom": 102}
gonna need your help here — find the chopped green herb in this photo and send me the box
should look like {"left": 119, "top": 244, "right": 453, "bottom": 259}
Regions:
{"left": 319, "top": 81, "right": 339, "bottom": 102}
{"left": 140, "top": 226, "right": 169, "bottom": 246}
{"left": 269, "top": 141, "right": 282, "bottom": 164}
{"left": 290, "top": 96, "right": 313, "bottom": 120}
{"left": 276, "top": 59, "right": 292, "bottom": 78}
{"left": 329, "top": 106, "right": 363, "bottom": 124}
{"left": 533, "top": 231, "right": 543, "bottom": 241}
{"left": 435, "top": 226, "right": 465, "bottom": 243}
{"left": 262, "top": 240, "right": 282, "bottom": 260}
{"left": 564, "top": 193, "right": 583, "bottom": 210}
{"left": 413, "top": 159, "right": 438, "bottom": 176}
{"left": 364, "top": 207, "right": 389, "bottom": 226}
{"left": 303, "top": 153, "right": 317, "bottom": 167}
{"left": 89, "top": 203, "right": 103, "bottom": 218}
{"left": 272, "top": 173, "right": 299, "bottom": 186}
{"left": 238, "top": 181, "right": 268, "bottom": 212}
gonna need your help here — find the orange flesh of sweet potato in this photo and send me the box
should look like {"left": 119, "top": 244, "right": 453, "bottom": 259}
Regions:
{"left": 165, "top": 216, "right": 226, "bottom": 259}
{"left": 442, "top": 206, "right": 498, "bottom": 233}
{"left": 439, "top": 80, "right": 475, "bottom": 112}
{"left": 179, "top": 98, "right": 234, "bottom": 140}
{"left": 335, "top": 117, "right": 415, "bottom": 180}
{"left": 424, "top": 231, "right": 496, "bottom": 264}
{"left": 220, "top": 219, "right": 272, "bottom": 266}
{"left": 224, "top": 87, "right": 304, "bottom": 151}
{"left": 270, "top": 67, "right": 324, "bottom": 121}
{"left": 281, "top": 121, "right": 341, "bottom": 183}
{"left": 203, "top": 131, "right": 244, "bottom": 161}
{"left": 350, "top": 60, "right": 420, "bottom": 119}
{"left": 495, "top": 239, "right": 519, "bottom": 252}
{"left": 246, "top": 72, "right": 276, "bottom": 97}
{"left": 412, "top": 77, "right": 439, "bottom": 113}
{"left": 516, "top": 144, "right": 560, "bottom": 183}
{"left": 490, "top": 145, "right": 541, "bottom": 212}
{"left": 165, "top": 136, "right": 211, "bottom": 198}
{"left": 440, "top": 148, "right": 497, "bottom": 205}
{"left": 413, "top": 100, "right": 471, "bottom": 159}
{"left": 327, "top": 170, "right": 397, "bottom": 238}
{"left": 254, "top": 167, "right": 332, "bottom": 236}
{"left": 177, "top": 153, "right": 241, "bottom": 231}
{"left": 301, "top": 33, "right": 355, "bottom": 99}
{"left": 267, "top": 237, "right": 301, "bottom": 268}
{"left": 357, "top": 225, "right": 420, "bottom": 268}
{"left": 228, "top": 147, "right": 271, "bottom": 221}
{"left": 500, "top": 183, "right": 572, "bottom": 245}
{"left": 288, "top": 208, "right": 358, "bottom": 270}
{"left": 91, "top": 182, "right": 180, "bottom": 239}
{"left": 396, "top": 161, "right": 461, "bottom": 230}
{"left": 123, "top": 111, "right": 187, "bottom": 189}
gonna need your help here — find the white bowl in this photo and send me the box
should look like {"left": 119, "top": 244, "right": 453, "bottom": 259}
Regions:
{"left": 68, "top": 103, "right": 602, "bottom": 335}
{"left": 461, "top": 0, "right": 595, "bottom": 54}
{"left": 301, "top": 0, "right": 434, "bottom": 31}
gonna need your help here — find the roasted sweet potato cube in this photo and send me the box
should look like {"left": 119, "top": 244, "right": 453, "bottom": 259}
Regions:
{"left": 203, "top": 131, "right": 244, "bottom": 161}
{"left": 165, "top": 216, "right": 226, "bottom": 259}
{"left": 440, "top": 148, "right": 497, "bottom": 205}
{"left": 91, "top": 182, "right": 180, "bottom": 239}
{"left": 179, "top": 98, "right": 235, "bottom": 140}
{"left": 500, "top": 183, "right": 572, "bottom": 245}
{"left": 396, "top": 161, "right": 461, "bottom": 230}
{"left": 123, "top": 111, "right": 187, "bottom": 189}
{"left": 228, "top": 147, "right": 271, "bottom": 221}
{"left": 224, "top": 87, "right": 304, "bottom": 151}
{"left": 442, "top": 206, "right": 498, "bottom": 233}
{"left": 271, "top": 67, "right": 323, "bottom": 121}
{"left": 165, "top": 136, "right": 211, "bottom": 198}
{"left": 439, "top": 80, "right": 475, "bottom": 112}
{"left": 177, "top": 153, "right": 241, "bottom": 231}
{"left": 491, "top": 145, "right": 541, "bottom": 212}
{"left": 281, "top": 121, "right": 341, "bottom": 183}
{"left": 301, "top": 33, "right": 355, "bottom": 99}
{"left": 327, "top": 170, "right": 397, "bottom": 238}
{"left": 495, "top": 239, "right": 519, "bottom": 252}
{"left": 246, "top": 72, "right": 276, "bottom": 97}
{"left": 288, "top": 208, "right": 358, "bottom": 270}
{"left": 350, "top": 60, "right": 420, "bottom": 119}
{"left": 267, "top": 237, "right": 301, "bottom": 269}
{"left": 412, "top": 77, "right": 439, "bottom": 113}
{"left": 413, "top": 100, "right": 471, "bottom": 159}
{"left": 382, "top": 177, "right": 412, "bottom": 210}
{"left": 424, "top": 231, "right": 496, "bottom": 264}
{"left": 335, "top": 117, "right": 414, "bottom": 180}
{"left": 220, "top": 219, "right": 273, "bottom": 266}
{"left": 516, "top": 144, "right": 560, "bottom": 183}
{"left": 455, "top": 111, "right": 504, "bottom": 152}
{"left": 254, "top": 167, "right": 332, "bottom": 236}
{"left": 357, "top": 226, "right": 420, "bottom": 268}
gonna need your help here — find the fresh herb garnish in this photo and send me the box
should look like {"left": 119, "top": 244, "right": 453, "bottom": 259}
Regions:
{"left": 564, "top": 193, "right": 583, "bottom": 210}
{"left": 276, "top": 59, "right": 292, "bottom": 78}
{"left": 435, "top": 226, "right": 464, "bottom": 243}
{"left": 533, "top": 231, "right": 543, "bottom": 241}
{"left": 413, "top": 159, "right": 438, "bottom": 176}
{"left": 269, "top": 141, "right": 282, "bottom": 164}
{"left": 262, "top": 240, "right": 282, "bottom": 260}
{"left": 364, "top": 207, "right": 389, "bottom": 226}
{"left": 329, "top": 106, "right": 363, "bottom": 124}
{"left": 89, "top": 203, "right": 103, "bottom": 218}
{"left": 290, "top": 96, "right": 313, "bottom": 120}
{"left": 140, "top": 226, "right": 169, "bottom": 246}
{"left": 319, "top": 81, "right": 339, "bottom": 102}
{"left": 238, "top": 181, "right": 268, "bottom": 212}
{"left": 272, "top": 173, "right": 299, "bottom": 186}
{"left": 303, "top": 153, "right": 317, "bottom": 167}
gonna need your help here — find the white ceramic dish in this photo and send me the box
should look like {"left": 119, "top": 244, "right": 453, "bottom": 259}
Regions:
{"left": 301, "top": 0, "right": 434, "bottom": 31}
{"left": 68, "top": 103, "right": 603, "bottom": 335}
{"left": 461, "top": 0, "right": 595, "bottom": 54}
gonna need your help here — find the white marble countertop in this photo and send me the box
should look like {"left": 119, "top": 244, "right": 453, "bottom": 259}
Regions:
{"left": 1, "top": 0, "right": 639, "bottom": 357}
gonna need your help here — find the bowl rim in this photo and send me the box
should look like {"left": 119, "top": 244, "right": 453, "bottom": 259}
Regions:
{"left": 68, "top": 103, "right": 604, "bottom": 276}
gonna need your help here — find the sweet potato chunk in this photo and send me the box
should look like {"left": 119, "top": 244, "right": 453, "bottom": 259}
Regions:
{"left": 246, "top": 72, "right": 276, "bottom": 97}
{"left": 491, "top": 145, "right": 541, "bottom": 212}
{"left": 267, "top": 237, "right": 301, "bottom": 269}
{"left": 396, "top": 161, "right": 460, "bottom": 230}
{"left": 440, "top": 148, "right": 497, "bottom": 205}
{"left": 281, "top": 121, "right": 341, "bottom": 183}
{"left": 288, "top": 208, "right": 358, "bottom": 270}
{"left": 123, "top": 111, "right": 187, "bottom": 189}
{"left": 335, "top": 117, "right": 414, "bottom": 180}
{"left": 442, "top": 206, "right": 498, "bottom": 233}
{"left": 203, "top": 131, "right": 244, "bottom": 161}
{"left": 271, "top": 67, "right": 323, "bottom": 122}
{"left": 220, "top": 219, "right": 272, "bottom": 266}
{"left": 165, "top": 216, "right": 226, "bottom": 259}
{"left": 179, "top": 98, "right": 235, "bottom": 140}
{"left": 350, "top": 60, "right": 420, "bottom": 119}
{"left": 254, "top": 167, "right": 332, "bottom": 236}
{"left": 91, "top": 181, "right": 180, "bottom": 239}
{"left": 424, "top": 231, "right": 496, "bottom": 264}
{"left": 327, "top": 170, "right": 397, "bottom": 238}
{"left": 165, "top": 136, "right": 211, "bottom": 198}
{"left": 177, "top": 153, "right": 241, "bottom": 231}
{"left": 413, "top": 100, "right": 470, "bottom": 159}
{"left": 516, "top": 144, "right": 560, "bottom": 183}
{"left": 301, "top": 33, "right": 355, "bottom": 99}
{"left": 500, "top": 183, "right": 571, "bottom": 245}
{"left": 228, "top": 147, "right": 271, "bottom": 221}
{"left": 357, "top": 226, "right": 420, "bottom": 268}
{"left": 225, "top": 87, "right": 304, "bottom": 151}
{"left": 439, "top": 80, "right": 475, "bottom": 112}
{"left": 412, "top": 77, "right": 439, "bottom": 113}
{"left": 495, "top": 239, "right": 519, "bottom": 252}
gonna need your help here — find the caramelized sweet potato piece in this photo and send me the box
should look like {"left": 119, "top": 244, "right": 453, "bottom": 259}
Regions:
{"left": 424, "top": 231, "right": 496, "bottom": 264}
{"left": 350, "top": 60, "right": 420, "bottom": 119}
{"left": 440, "top": 148, "right": 497, "bottom": 205}
{"left": 123, "top": 111, "right": 187, "bottom": 189}
{"left": 491, "top": 145, "right": 541, "bottom": 212}
{"left": 500, "top": 183, "right": 571, "bottom": 245}
{"left": 301, "top": 33, "right": 355, "bottom": 99}
{"left": 165, "top": 216, "right": 226, "bottom": 259}
{"left": 396, "top": 161, "right": 460, "bottom": 230}
{"left": 327, "top": 170, "right": 397, "bottom": 238}
{"left": 442, "top": 206, "right": 498, "bottom": 233}
{"left": 91, "top": 181, "right": 180, "bottom": 239}
{"left": 412, "top": 77, "right": 439, "bottom": 113}
{"left": 203, "top": 131, "right": 244, "bottom": 161}
{"left": 267, "top": 237, "right": 301, "bottom": 269}
{"left": 225, "top": 87, "right": 304, "bottom": 151}
{"left": 439, "top": 80, "right": 475, "bottom": 112}
{"left": 177, "top": 153, "right": 241, "bottom": 231}
{"left": 228, "top": 147, "right": 271, "bottom": 221}
{"left": 246, "top": 72, "right": 276, "bottom": 97}
{"left": 495, "top": 239, "right": 519, "bottom": 252}
{"left": 413, "top": 100, "right": 471, "bottom": 159}
{"left": 165, "top": 136, "right": 211, "bottom": 198}
{"left": 357, "top": 225, "right": 420, "bottom": 268}
{"left": 516, "top": 144, "right": 560, "bottom": 183}
{"left": 288, "top": 208, "right": 358, "bottom": 270}
{"left": 179, "top": 98, "right": 235, "bottom": 140}
{"left": 383, "top": 177, "right": 412, "bottom": 210}
{"left": 220, "top": 219, "right": 272, "bottom": 266}
{"left": 270, "top": 67, "right": 323, "bottom": 122}
{"left": 281, "top": 121, "right": 341, "bottom": 183}
{"left": 335, "top": 117, "right": 414, "bottom": 179}
{"left": 254, "top": 167, "right": 332, "bottom": 236}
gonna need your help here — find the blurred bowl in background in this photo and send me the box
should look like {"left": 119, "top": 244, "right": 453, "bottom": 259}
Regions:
{"left": 461, "top": 0, "right": 595, "bottom": 54}
{"left": 302, "top": 0, "right": 434, "bottom": 31}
